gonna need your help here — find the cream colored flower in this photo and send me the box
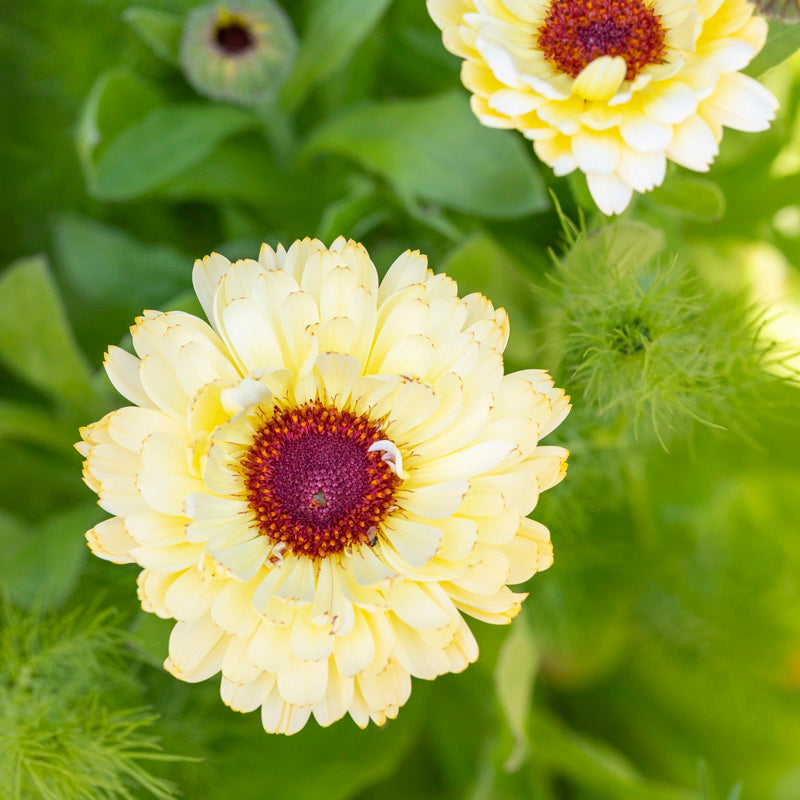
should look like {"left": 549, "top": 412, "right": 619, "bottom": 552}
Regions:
{"left": 427, "top": 0, "right": 778, "bottom": 214}
{"left": 77, "top": 237, "right": 569, "bottom": 734}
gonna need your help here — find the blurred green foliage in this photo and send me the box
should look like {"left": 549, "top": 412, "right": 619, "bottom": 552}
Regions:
{"left": 1, "top": 0, "right": 799, "bottom": 798}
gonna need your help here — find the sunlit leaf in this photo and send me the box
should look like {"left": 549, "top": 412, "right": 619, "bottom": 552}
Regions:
{"left": 0, "top": 503, "right": 99, "bottom": 610}
{"left": 0, "top": 256, "right": 92, "bottom": 406}
{"left": 746, "top": 19, "right": 800, "bottom": 75}
{"left": 648, "top": 175, "right": 726, "bottom": 222}
{"left": 495, "top": 617, "right": 539, "bottom": 771}
{"left": 281, "top": 0, "right": 394, "bottom": 109}
{"left": 123, "top": 7, "right": 183, "bottom": 64}
{"left": 92, "top": 104, "right": 258, "bottom": 200}
{"left": 305, "top": 91, "right": 548, "bottom": 218}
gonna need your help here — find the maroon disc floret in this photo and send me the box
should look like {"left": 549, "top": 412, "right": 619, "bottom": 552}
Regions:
{"left": 241, "top": 402, "right": 401, "bottom": 559}
{"left": 537, "top": 0, "right": 667, "bottom": 81}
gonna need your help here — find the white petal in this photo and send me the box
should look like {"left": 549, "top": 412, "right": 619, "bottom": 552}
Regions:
{"left": 586, "top": 173, "right": 635, "bottom": 216}
{"left": 666, "top": 113, "right": 719, "bottom": 171}
{"left": 702, "top": 72, "right": 778, "bottom": 133}
{"left": 85, "top": 517, "right": 137, "bottom": 564}
{"left": 572, "top": 56, "right": 627, "bottom": 101}
{"left": 165, "top": 616, "right": 227, "bottom": 683}
{"left": 398, "top": 479, "right": 470, "bottom": 519}
{"left": 104, "top": 346, "right": 154, "bottom": 408}
{"left": 644, "top": 82, "right": 698, "bottom": 125}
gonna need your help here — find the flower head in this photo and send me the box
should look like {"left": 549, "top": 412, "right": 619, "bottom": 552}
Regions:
{"left": 77, "top": 237, "right": 569, "bottom": 734}
{"left": 180, "top": 0, "right": 297, "bottom": 106}
{"left": 427, "top": 0, "right": 778, "bottom": 214}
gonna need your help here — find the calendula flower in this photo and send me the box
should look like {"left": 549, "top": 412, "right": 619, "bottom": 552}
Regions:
{"left": 180, "top": 0, "right": 296, "bottom": 106}
{"left": 427, "top": 0, "right": 778, "bottom": 214}
{"left": 77, "top": 237, "right": 569, "bottom": 734}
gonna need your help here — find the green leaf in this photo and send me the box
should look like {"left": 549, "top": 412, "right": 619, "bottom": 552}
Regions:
{"left": 0, "top": 504, "right": 99, "bottom": 610}
{"left": 317, "top": 177, "right": 386, "bottom": 242}
{"left": 282, "top": 0, "right": 394, "bottom": 110}
{"left": 495, "top": 617, "right": 539, "bottom": 771}
{"left": 53, "top": 215, "right": 190, "bottom": 310}
{"left": 52, "top": 215, "right": 192, "bottom": 362}
{"left": 76, "top": 68, "right": 164, "bottom": 193}
{"left": 0, "top": 399, "right": 77, "bottom": 454}
{"left": 0, "top": 257, "right": 92, "bottom": 406}
{"left": 304, "top": 91, "right": 548, "bottom": 218}
{"left": 92, "top": 104, "right": 258, "bottom": 200}
{"left": 123, "top": 7, "right": 183, "bottom": 65}
{"left": 745, "top": 19, "right": 800, "bottom": 77}
{"left": 648, "top": 175, "right": 726, "bottom": 222}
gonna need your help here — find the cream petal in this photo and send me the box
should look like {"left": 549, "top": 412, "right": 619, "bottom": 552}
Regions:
{"left": 699, "top": 37, "right": 754, "bottom": 73}
{"left": 138, "top": 569, "right": 177, "bottom": 618}
{"left": 290, "top": 609, "right": 335, "bottom": 662}
{"left": 376, "top": 334, "right": 436, "bottom": 381}
{"left": 104, "top": 346, "right": 154, "bottom": 408}
{"left": 107, "top": 407, "right": 189, "bottom": 453}
{"left": 534, "top": 136, "right": 578, "bottom": 175}
{"left": 392, "top": 616, "right": 453, "bottom": 679}
{"left": 643, "top": 82, "right": 698, "bottom": 125}
{"left": 192, "top": 252, "right": 232, "bottom": 323}
{"left": 489, "top": 88, "right": 545, "bottom": 116}
{"left": 399, "top": 479, "right": 470, "bottom": 519}
{"left": 211, "top": 573, "right": 265, "bottom": 638}
{"left": 94, "top": 474, "right": 147, "bottom": 518}
{"left": 125, "top": 513, "right": 187, "bottom": 547}
{"left": 702, "top": 71, "right": 778, "bottom": 132}
{"left": 220, "top": 635, "right": 262, "bottom": 685}
{"left": 220, "top": 298, "right": 285, "bottom": 373}
{"left": 221, "top": 672, "right": 275, "bottom": 712}
{"left": 138, "top": 354, "right": 191, "bottom": 419}
{"left": 260, "top": 687, "right": 312, "bottom": 734}
{"left": 379, "top": 516, "right": 443, "bottom": 568}
{"left": 616, "top": 149, "right": 667, "bottom": 192}
{"left": 315, "top": 353, "right": 361, "bottom": 407}
{"left": 573, "top": 56, "right": 627, "bottom": 101}
{"left": 85, "top": 517, "right": 137, "bottom": 564}
{"left": 132, "top": 542, "right": 204, "bottom": 573}
{"left": 666, "top": 113, "right": 719, "bottom": 170}
{"left": 350, "top": 545, "right": 397, "bottom": 587}
{"left": 619, "top": 113, "right": 674, "bottom": 153}
{"left": 312, "top": 666, "right": 354, "bottom": 727}
{"left": 446, "top": 583, "right": 527, "bottom": 624}
{"left": 411, "top": 439, "right": 516, "bottom": 484}
{"left": 165, "top": 616, "right": 227, "bottom": 683}
{"left": 436, "top": 515, "right": 480, "bottom": 562}
{"left": 274, "top": 555, "right": 316, "bottom": 605}
{"left": 586, "top": 173, "right": 635, "bottom": 215}
{"left": 500, "top": 517, "right": 554, "bottom": 582}
{"left": 249, "top": 621, "right": 292, "bottom": 672}
{"left": 355, "top": 659, "right": 411, "bottom": 721}
{"left": 277, "top": 653, "right": 329, "bottom": 706}
{"left": 571, "top": 131, "right": 622, "bottom": 174}
{"left": 384, "top": 581, "right": 453, "bottom": 631}
{"left": 333, "top": 608, "right": 376, "bottom": 676}
{"left": 450, "top": 546, "right": 510, "bottom": 595}
{"left": 308, "top": 558, "right": 355, "bottom": 636}
{"left": 164, "top": 567, "right": 222, "bottom": 621}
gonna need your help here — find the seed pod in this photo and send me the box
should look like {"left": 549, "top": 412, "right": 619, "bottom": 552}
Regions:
{"left": 179, "top": 0, "right": 297, "bottom": 106}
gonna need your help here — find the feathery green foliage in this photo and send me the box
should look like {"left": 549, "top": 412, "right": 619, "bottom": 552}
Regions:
{"left": 0, "top": 603, "right": 185, "bottom": 800}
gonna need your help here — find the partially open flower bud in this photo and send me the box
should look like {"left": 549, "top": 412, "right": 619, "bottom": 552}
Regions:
{"left": 180, "top": 0, "right": 297, "bottom": 106}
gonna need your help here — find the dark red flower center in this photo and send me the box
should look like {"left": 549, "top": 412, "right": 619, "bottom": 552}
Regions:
{"left": 215, "top": 19, "right": 255, "bottom": 55}
{"left": 241, "top": 402, "right": 401, "bottom": 559}
{"left": 537, "top": 0, "right": 666, "bottom": 81}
